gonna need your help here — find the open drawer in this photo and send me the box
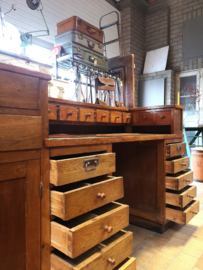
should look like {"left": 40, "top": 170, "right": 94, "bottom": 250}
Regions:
{"left": 166, "top": 170, "right": 193, "bottom": 190}
{"left": 114, "top": 257, "right": 136, "bottom": 270}
{"left": 51, "top": 176, "right": 124, "bottom": 220}
{"left": 51, "top": 202, "right": 129, "bottom": 258}
{"left": 166, "top": 200, "right": 200, "bottom": 225}
{"left": 50, "top": 152, "right": 116, "bottom": 186}
{"left": 166, "top": 185, "right": 197, "bottom": 208}
{"left": 166, "top": 156, "right": 189, "bottom": 174}
{"left": 51, "top": 230, "right": 133, "bottom": 270}
{"left": 166, "top": 142, "right": 186, "bottom": 158}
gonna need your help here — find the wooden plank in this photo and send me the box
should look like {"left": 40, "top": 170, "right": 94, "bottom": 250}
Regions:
{"left": 0, "top": 162, "right": 26, "bottom": 181}
{"left": 50, "top": 153, "right": 116, "bottom": 186}
{"left": 0, "top": 115, "right": 42, "bottom": 151}
{"left": 50, "top": 144, "right": 112, "bottom": 157}
{"left": 26, "top": 159, "right": 40, "bottom": 270}
{"left": 0, "top": 150, "right": 40, "bottom": 164}
{"left": 0, "top": 107, "right": 40, "bottom": 116}
{"left": 129, "top": 208, "right": 157, "bottom": 223}
{"left": 0, "top": 70, "right": 40, "bottom": 110}
{"left": 51, "top": 176, "right": 124, "bottom": 220}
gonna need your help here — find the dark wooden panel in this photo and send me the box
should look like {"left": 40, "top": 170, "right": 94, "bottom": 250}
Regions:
{"left": 0, "top": 70, "right": 39, "bottom": 110}
{"left": 0, "top": 162, "right": 26, "bottom": 181}
{"left": 113, "top": 142, "right": 157, "bottom": 216}
{"left": 0, "top": 178, "right": 26, "bottom": 270}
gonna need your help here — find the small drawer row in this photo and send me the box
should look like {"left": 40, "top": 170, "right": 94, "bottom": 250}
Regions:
{"left": 48, "top": 104, "right": 132, "bottom": 124}
{"left": 132, "top": 110, "right": 171, "bottom": 125}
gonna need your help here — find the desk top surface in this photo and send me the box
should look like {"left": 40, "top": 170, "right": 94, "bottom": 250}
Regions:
{"left": 45, "top": 133, "right": 183, "bottom": 147}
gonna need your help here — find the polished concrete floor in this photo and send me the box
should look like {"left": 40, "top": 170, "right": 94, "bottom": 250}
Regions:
{"left": 125, "top": 181, "right": 203, "bottom": 270}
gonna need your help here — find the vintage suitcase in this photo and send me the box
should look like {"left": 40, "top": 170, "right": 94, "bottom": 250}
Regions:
{"left": 57, "top": 16, "right": 104, "bottom": 43}
{"left": 55, "top": 29, "right": 104, "bottom": 55}
{"left": 60, "top": 42, "right": 108, "bottom": 71}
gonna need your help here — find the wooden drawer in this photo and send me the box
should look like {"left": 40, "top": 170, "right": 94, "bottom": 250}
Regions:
{"left": 51, "top": 202, "right": 129, "bottom": 258}
{"left": 79, "top": 108, "right": 94, "bottom": 122}
{"left": 139, "top": 112, "right": 155, "bottom": 125}
{"left": 51, "top": 230, "right": 133, "bottom": 270}
{"left": 48, "top": 105, "right": 58, "bottom": 120}
{"left": 166, "top": 142, "right": 186, "bottom": 158}
{"left": 50, "top": 152, "right": 116, "bottom": 186}
{"left": 166, "top": 170, "right": 193, "bottom": 190}
{"left": 123, "top": 113, "right": 132, "bottom": 124}
{"left": 96, "top": 110, "right": 109, "bottom": 123}
{"left": 114, "top": 257, "right": 136, "bottom": 270}
{"left": 51, "top": 176, "right": 124, "bottom": 220}
{"left": 59, "top": 106, "right": 78, "bottom": 121}
{"left": 166, "top": 200, "right": 200, "bottom": 225}
{"left": 111, "top": 111, "right": 122, "bottom": 123}
{"left": 166, "top": 157, "right": 190, "bottom": 174}
{"left": 155, "top": 111, "right": 171, "bottom": 123}
{"left": 166, "top": 185, "right": 197, "bottom": 208}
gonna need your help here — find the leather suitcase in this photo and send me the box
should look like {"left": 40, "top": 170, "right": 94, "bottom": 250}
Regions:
{"left": 57, "top": 16, "right": 104, "bottom": 43}
{"left": 60, "top": 42, "right": 108, "bottom": 71}
{"left": 55, "top": 29, "right": 104, "bottom": 55}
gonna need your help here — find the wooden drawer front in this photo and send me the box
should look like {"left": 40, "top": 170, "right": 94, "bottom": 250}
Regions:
{"left": 51, "top": 202, "right": 129, "bottom": 258}
{"left": 139, "top": 112, "right": 155, "bottom": 125}
{"left": 51, "top": 230, "right": 133, "bottom": 270}
{"left": 166, "top": 157, "right": 190, "bottom": 174}
{"left": 166, "top": 200, "right": 200, "bottom": 225}
{"left": 166, "top": 142, "right": 186, "bottom": 158}
{"left": 155, "top": 111, "right": 171, "bottom": 123}
{"left": 96, "top": 110, "right": 109, "bottom": 123}
{"left": 166, "top": 185, "right": 197, "bottom": 208}
{"left": 114, "top": 257, "right": 136, "bottom": 270}
{"left": 0, "top": 70, "right": 39, "bottom": 110}
{"left": 48, "top": 105, "right": 58, "bottom": 120}
{"left": 166, "top": 170, "right": 193, "bottom": 190}
{"left": 51, "top": 176, "right": 124, "bottom": 220}
{"left": 123, "top": 113, "right": 132, "bottom": 124}
{"left": 111, "top": 111, "right": 122, "bottom": 123}
{"left": 79, "top": 108, "right": 94, "bottom": 122}
{"left": 59, "top": 106, "right": 78, "bottom": 121}
{"left": 50, "top": 153, "right": 116, "bottom": 186}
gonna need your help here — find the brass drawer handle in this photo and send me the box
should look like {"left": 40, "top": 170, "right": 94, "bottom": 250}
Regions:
{"left": 84, "top": 158, "right": 99, "bottom": 171}
{"left": 67, "top": 112, "right": 73, "bottom": 116}
{"left": 104, "top": 225, "right": 113, "bottom": 233}
{"left": 187, "top": 195, "right": 194, "bottom": 199}
{"left": 160, "top": 115, "right": 165, "bottom": 118}
{"left": 86, "top": 113, "right": 91, "bottom": 117}
{"left": 107, "top": 258, "right": 116, "bottom": 265}
{"left": 177, "top": 145, "right": 182, "bottom": 151}
{"left": 180, "top": 163, "right": 187, "bottom": 166}
{"left": 102, "top": 114, "right": 106, "bottom": 118}
{"left": 97, "top": 193, "right": 105, "bottom": 199}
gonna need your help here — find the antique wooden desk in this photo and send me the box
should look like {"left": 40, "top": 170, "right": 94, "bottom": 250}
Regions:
{"left": 0, "top": 61, "right": 199, "bottom": 270}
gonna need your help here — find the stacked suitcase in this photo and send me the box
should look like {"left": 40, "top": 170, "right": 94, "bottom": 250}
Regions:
{"left": 55, "top": 16, "right": 108, "bottom": 71}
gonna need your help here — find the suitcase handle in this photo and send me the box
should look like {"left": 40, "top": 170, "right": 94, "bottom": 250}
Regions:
{"left": 86, "top": 26, "right": 96, "bottom": 35}
{"left": 87, "top": 40, "right": 95, "bottom": 49}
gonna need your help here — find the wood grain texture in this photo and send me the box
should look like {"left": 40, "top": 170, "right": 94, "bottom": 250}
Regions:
{"left": 51, "top": 231, "right": 133, "bottom": 270}
{"left": 79, "top": 108, "right": 94, "bottom": 122}
{"left": 0, "top": 70, "right": 39, "bottom": 110}
{"left": 59, "top": 106, "right": 78, "bottom": 122}
{"left": 139, "top": 112, "right": 155, "bottom": 125}
{"left": 51, "top": 176, "right": 124, "bottom": 220}
{"left": 48, "top": 105, "right": 58, "bottom": 120}
{"left": 166, "top": 142, "right": 186, "bottom": 158}
{"left": 166, "top": 170, "right": 193, "bottom": 190}
{"left": 0, "top": 150, "right": 40, "bottom": 164}
{"left": 50, "top": 153, "right": 116, "bottom": 186}
{"left": 166, "top": 157, "right": 190, "bottom": 174}
{"left": 0, "top": 107, "right": 40, "bottom": 116}
{"left": 155, "top": 111, "right": 171, "bottom": 124}
{"left": 0, "top": 162, "right": 26, "bottom": 181}
{"left": 96, "top": 110, "right": 110, "bottom": 123}
{"left": 0, "top": 115, "right": 42, "bottom": 151}
{"left": 51, "top": 203, "right": 129, "bottom": 258}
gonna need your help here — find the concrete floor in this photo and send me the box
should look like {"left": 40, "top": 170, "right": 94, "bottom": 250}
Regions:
{"left": 125, "top": 180, "right": 203, "bottom": 270}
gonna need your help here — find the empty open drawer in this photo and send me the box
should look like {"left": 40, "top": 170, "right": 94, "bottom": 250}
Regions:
{"left": 51, "top": 202, "right": 129, "bottom": 258}
{"left": 51, "top": 230, "right": 133, "bottom": 270}
{"left": 166, "top": 185, "right": 197, "bottom": 208}
{"left": 166, "top": 157, "right": 189, "bottom": 174}
{"left": 166, "top": 170, "right": 193, "bottom": 190}
{"left": 166, "top": 200, "right": 200, "bottom": 225}
{"left": 50, "top": 152, "right": 116, "bottom": 186}
{"left": 51, "top": 176, "right": 124, "bottom": 220}
{"left": 114, "top": 257, "right": 136, "bottom": 270}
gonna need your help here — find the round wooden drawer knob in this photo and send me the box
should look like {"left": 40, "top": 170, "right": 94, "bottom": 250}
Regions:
{"left": 97, "top": 193, "right": 106, "bottom": 199}
{"left": 143, "top": 116, "right": 147, "bottom": 119}
{"left": 107, "top": 258, "right": 116, "bottom": 265}
{"left": 104, "top": 225, "right": 113, "bottom": 233}
{"left": 160, "top": 115, "right": 165, "bottom": 118}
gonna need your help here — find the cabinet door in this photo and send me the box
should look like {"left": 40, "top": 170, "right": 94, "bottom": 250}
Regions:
{"left": 0, "top": 160, "right": 40, "bottom": 270}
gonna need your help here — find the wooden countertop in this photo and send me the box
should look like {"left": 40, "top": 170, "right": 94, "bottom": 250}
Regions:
{"left": 129, "top": 105, "right": 185, "bottom": 111}
{"left": 45, "top": 133, "right": 183, "bottom": 147}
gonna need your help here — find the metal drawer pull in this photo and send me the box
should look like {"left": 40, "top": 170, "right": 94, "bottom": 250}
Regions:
{"left": 115, "top": 115, "right": 120, "bottom": 119}
{"left": 67, "top": 112, "right": 72, "bottom": 116}
{"left": 102, "top": 114, "right": 106, "bottom": 117}
{"left": 48, "top": 109, "right": 51, "bottom": 113}
{"left": 187, "top": 195, "right": 194, "bottom": 199}
{"left": 180, "top": 163, "right": 187, "bottom": 166}
{"left": 86, "top": 113, "right": 91, "bottom": 117}
{"left": 104, "top": 225, "right": 113, "bottom": 233}
{"left": 160, "top": 115, "right": 165, "bottom": 118}
{"left": 177, "top": 145, "right": 182, "bottom": 151}
{"left": 97, "top": 193, "right": 105, "bottom": 199}
{"left": 107, "top": 258, "right": 116, "bottom": 265}
{"left": 84, "top": 158, "right": 99, "bottom": 171}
